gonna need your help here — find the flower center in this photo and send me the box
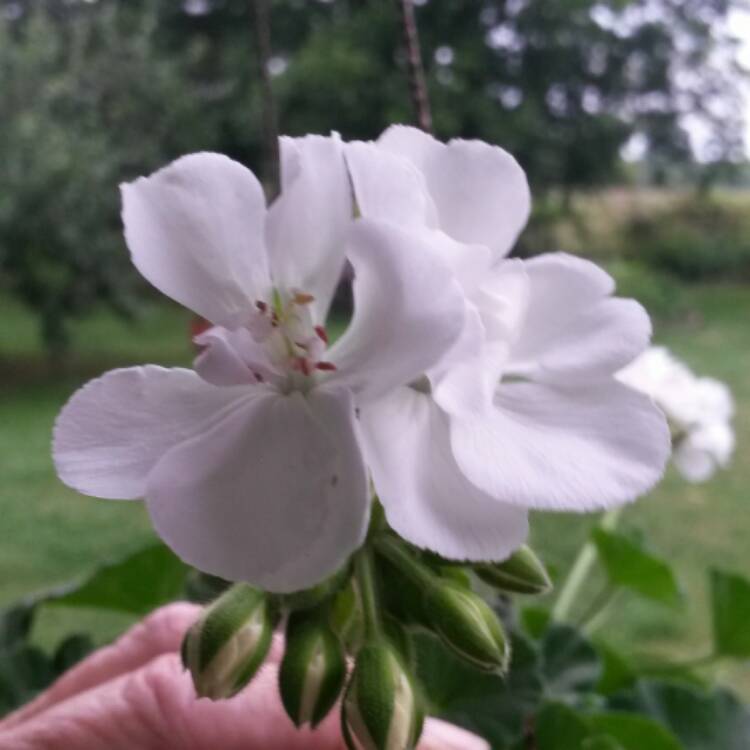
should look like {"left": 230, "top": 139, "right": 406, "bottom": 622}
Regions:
{"left": 250, "top": 289, "right": 336, "bottom": 383}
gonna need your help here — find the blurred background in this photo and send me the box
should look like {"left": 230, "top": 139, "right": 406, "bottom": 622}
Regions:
{"left": 1, "top": 0, "right": 748, "bottom": 705}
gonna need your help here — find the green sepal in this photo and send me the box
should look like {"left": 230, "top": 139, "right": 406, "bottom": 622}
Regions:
{"left": 344, "top": 640, "right": 421, "bottom": 750}
{"left": 474, "top": 545, "right": 552, "bottom": 595}
{"left": 424, "top": 582, "right": 510, "bottom": 673}
{"left": 193, "top": 584, "right": 266, "bottom": 671}
{"left": 279, "top": 610, "right": 346, "bottom": 728}
{"left": 182, "top": 583, "right": 278, "bottom": 699}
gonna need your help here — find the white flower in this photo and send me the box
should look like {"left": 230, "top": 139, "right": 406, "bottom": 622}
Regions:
{"left": 618, "top": 346, "right": 735, "bottom": 482}
{"left": 345, "top": 126, "right": 671, "bottom": 561}
{"left": 53, "top": 136, "right": 465, "bottom": 592}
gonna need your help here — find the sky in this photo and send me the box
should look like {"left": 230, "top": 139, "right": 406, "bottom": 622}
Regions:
{"left": 732, "top": 8, "right": 750, "bottom": 154}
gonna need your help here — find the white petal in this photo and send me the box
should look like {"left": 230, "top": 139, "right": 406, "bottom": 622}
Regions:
{"left": 673, "top": 421, "right": 734, "bottom": 483}
{"left": 345, "top": 141, "right": 437, "bottom": 229}
{"left": 121, "top": 153, "right": 270, "bottom": 326}
{"left": 326, "top": 220, "right": 465, "bottom": 402}
{"left": 53, "top": 367, "right": 253, "bottom": 500}
{"left": 146, "top": 387, "right": 369, "bottom": 592}
{"left": 194, "top": 327, "right": 274, "bottom": 387}
{"left": 450, "top": 380, "right": 671, "bottom": 511}
{"left": 672, "top": 417, "right": 736, "bottom": 483}
{"left": 430, "top": 304, "right": 506, "bottom": 417}
{"left": 506, "top": 253, "right": 651, "bottom": 379}
{"left": 672, "top": 440, "right": 717, "bottom": 483}
{"left": 476, "top": 258, "right": 530, "bottom": 345}
{"left": 265, "top": 135, "right": 352, "bottom": 323}
{"left": 431, "top": 259, "right": 528, "bottom": 418}
{"left": 379, "top": 126, "right": 531, "bottom": 260}
{"left": 359, "top": 388, "right": 529, "bottom": 561}
{"left": 378, "top": 125, "right": 443, "bottom": 170}
{"left": 426, "top": 231, "right": 493, "bottom": 296}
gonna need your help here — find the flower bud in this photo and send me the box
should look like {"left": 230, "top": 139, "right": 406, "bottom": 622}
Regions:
{"left": 424, "top": 583, "right": 509, "bottom": 672}
{"left": 279, "top": 612, "right": 346, "bottom": 728}
{"left": 181, "top": 583, "right": 277, "bottom": 699}
{"left": 475, "top": 545, "right": 552, "bottom": 595}
{"left": 343, "top": 641, "right": 422, "bottom": 750}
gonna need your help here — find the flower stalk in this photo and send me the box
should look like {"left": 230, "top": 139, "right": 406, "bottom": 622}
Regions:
{"left": 552, "top": 507, "right": 623, "bottom": 623}
{"left": 355, "top": 546, "right": 383, "bottom": 640}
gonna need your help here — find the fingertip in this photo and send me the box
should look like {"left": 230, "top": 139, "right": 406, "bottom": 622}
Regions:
{"left": 419, "top": 718, "right": 490, "bottom": 750}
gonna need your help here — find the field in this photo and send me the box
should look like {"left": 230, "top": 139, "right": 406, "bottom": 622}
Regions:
{"left": 1, "top": 260, "right": 748, "bottom": 695}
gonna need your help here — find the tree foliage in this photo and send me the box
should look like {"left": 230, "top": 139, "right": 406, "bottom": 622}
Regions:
{"left": 0, "top": 0, "right": 745, "bottom": 348}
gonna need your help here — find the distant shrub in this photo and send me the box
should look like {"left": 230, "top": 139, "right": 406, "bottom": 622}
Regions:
{"left": 622, "top": 196, "right": 750, "bottom": 282}
{"left": 607, "top": 260, "right": 687, "bottom": 322}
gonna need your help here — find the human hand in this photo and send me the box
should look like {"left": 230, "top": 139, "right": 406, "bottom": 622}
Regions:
{"left": 0, "top": 603, "right": 489, "bottom": 749}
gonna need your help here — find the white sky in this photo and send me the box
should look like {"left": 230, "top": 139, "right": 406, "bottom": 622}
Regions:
{"left": 732, "top": 8, "right": 750, "bottom": 154}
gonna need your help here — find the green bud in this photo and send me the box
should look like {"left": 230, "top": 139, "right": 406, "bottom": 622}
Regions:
{"left": 425, "top": 582, "right": 509, "bottom": 672}
{"left": 181, "top": 583, "right": 277, "bottom": 699}
{"left": 279, "top": 612, "right": 346, "bottom": 728}
{"left": 475, "top": 545, "right": 552, "bottom": 595}
{"left": 342, "top": 641, "right": 422, "bottom": 750}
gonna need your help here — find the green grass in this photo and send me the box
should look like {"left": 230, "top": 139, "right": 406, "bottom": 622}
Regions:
{"left": 0, "top": 298, "right": 193, "bottom": 645}
{"left": 1, "top": 278, "right": 748, "bottom": 695}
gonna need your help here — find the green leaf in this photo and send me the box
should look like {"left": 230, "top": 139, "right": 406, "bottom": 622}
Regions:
{"left": 414, "top": 629, "right": 542, "bottom": 748}
{"left": 533, "top": 700, "right": 682, "bottom": 750}
{"left": 596, "top": 642, "right": 637, "bottom": 695}
{"left": 611, "top": 680, "right": 750, "bottom": 750}
{"left": 541, "top": 624, "right": 602, "bottom": 698}
{"left": 0, "top": 645, "right": 53, "bottom": 716}
{"left": 52, "top": 634, "right": 94, "bottom": 674}
{"left": 588, "top": 713, "right": 683, "bottom": 750}
{"left": 47, "top": 543, "right": 189, "bottom": 615}
{"left": 710, "top": 568, "right": 750, "bottom": 658}
{"left": 592, "top": 529, "right": 681, "bottom": 607}
{"left": 0, "top": 602, "right": 36, "bottom": 651}
{"left": 583, "top": 737, "right": 625, "bottom": 750}
{"left": 521, "top": 605, "right": 551, "bottom": 640}
{"left": 535, "top": 702, "right": 591, "bottom": 750}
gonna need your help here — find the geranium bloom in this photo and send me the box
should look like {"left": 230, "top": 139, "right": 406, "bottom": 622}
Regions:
{"left": 618, "top": 346, "right": 735, "bottom": 482}
{"left": 345, "top": 126, "right": 671, "bottom": 561}
{"left": 53, "top": 136, "right": 465, "bottom": 592}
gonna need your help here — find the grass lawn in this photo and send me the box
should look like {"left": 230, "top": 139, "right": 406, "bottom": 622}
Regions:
{"left": 0, "top": 276, "right": 748, "bottom": 694}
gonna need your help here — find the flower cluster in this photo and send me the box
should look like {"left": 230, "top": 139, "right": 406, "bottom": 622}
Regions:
{"left": 53, "top": 127, "right": 669, "bottom": 593}
{"left": 618, "top": 346, "right": 735, "bottom": 482}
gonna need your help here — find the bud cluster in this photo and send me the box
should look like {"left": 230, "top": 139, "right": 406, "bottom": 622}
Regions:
{"left": 180, "top": 521, "right": 551, "bottom": 750}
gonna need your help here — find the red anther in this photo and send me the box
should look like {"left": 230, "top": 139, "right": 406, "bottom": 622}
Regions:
{"left": 314, "top": 325, "right": 329, "bottom": 344}
{"left": 316, "top": 361, "right": 337, "bottom": 371}
{"left": 293, "top": 292, "right": 315, "bottom": 305}
{"left": 256, "top": 300, "right": 268, "bottom": 313}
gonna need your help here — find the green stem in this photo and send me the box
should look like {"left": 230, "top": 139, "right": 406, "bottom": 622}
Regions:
{"left": 581, "top": 589, "right": 622, "bottom": 634}
{"left": 552, "top": 507, "right": 623, "bottom": 623}
{"left": 354, "top": 547, "right": 381, "bottom": 639}
{"left": 375, "top": 535, "right": 436, "bottom": 590}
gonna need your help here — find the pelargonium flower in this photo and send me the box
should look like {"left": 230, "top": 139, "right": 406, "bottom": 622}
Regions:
{"left": 618, "top": 346, "right": 735, "bottom": 482}
{"left": 53, "top": 136, "right": 465, "bottom": 592}
{"left": 344, "top": 126, "right": 671, "bottom": 561}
